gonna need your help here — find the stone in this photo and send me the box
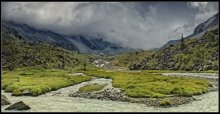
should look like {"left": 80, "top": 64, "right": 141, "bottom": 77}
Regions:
{"left": 1, "top": 94, "right": 10, "bottom": 106}
{"left": 5, "top": 101, "right": 31, "bottom": 110}
{"left": 22, "top": 90, "right": 32, "bottom": 96}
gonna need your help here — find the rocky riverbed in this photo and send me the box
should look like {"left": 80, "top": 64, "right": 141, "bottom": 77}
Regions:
{"left": 1, "top": 90, "right": 218, "bottom": 112}
{"left": 69, "top": 78, "right": 195, "bottom": 107}
{"left": 1, "top": 73, "right": 219, "bottom": 112}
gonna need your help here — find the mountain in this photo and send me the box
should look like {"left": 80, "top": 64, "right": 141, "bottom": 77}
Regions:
{"left": 64, "top": 35, "right": 135, "bottom": 55}
{"left": 162, "top": 13, "right": 219, "bottom": 48}
{"left": 129, "top": 13, "right": 219, "bottom": 71}
{"left": 1, "top": 30, "right": 95, "bottom": 70}
{"left": 2, "top": 21, "right": 134, "bottom": 55}
{"left": 130, "top": 28, "right": 218, "bottom": 71}
{"left": 2, "top": 21, "right": 79, "bottom": 52}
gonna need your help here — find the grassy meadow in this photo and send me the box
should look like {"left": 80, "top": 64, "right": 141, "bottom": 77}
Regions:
{"left": 1, "top": 67, "right": 214, "bottom": 98}
{"left": 83, "top": 70, "right": 212, "bottom": 98}
{"left": 1, "top": 68, "right": 92, "bottom": 96}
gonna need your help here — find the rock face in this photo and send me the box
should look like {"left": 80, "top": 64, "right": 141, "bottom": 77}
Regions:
{"left": 1, "top": 94, "right": 10, "bottom": 106}
{"left": 5, "top": 101, "right": 31, "bottom": 110}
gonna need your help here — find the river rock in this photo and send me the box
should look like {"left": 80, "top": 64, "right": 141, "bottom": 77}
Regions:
{"left": 5, "top": 101, "right": 31, "bottom": 110}
{"left": 22, "top": 90, "right": 31, "bottom": 96}
{"left": 1, "top": 94, "right": 10, "bottom": 106}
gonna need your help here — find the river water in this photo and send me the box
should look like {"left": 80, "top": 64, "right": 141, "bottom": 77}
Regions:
{"left": 1, "top": 73, "right": 219, "bottom": 112}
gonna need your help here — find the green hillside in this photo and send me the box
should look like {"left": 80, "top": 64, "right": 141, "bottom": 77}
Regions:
{"left": 110, "top": 50, "right": 155, "bottom": 67}
{"left": 1, "top": 31, "right": 96, "bottom": 71}
{"left": 129, "top": 29, "right": 219, "bottom": 71}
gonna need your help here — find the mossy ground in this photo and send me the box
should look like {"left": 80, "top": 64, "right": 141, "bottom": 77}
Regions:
{"left": 2, "top": 68, "right": 213, "bottom": 98}
{"left": 83, "top": 69, "right": 212, "bottom": 98}
{"left": 1, "top": 68, "right": 92, "bottom": 96}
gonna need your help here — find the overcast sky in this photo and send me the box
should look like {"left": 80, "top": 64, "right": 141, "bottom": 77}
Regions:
{"left": 1, "top": 2, "right": 219, "bottom": 49}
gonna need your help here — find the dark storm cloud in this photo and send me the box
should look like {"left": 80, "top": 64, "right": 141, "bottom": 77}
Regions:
{"left": 1, "top": 2, "right": 218, "bottom": 49}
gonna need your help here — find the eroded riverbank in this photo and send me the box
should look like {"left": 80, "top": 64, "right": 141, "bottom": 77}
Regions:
{"left": 1, "top": 73, "right": 219, "bottom": 112}
{"left": 1, "top": 90, "right": 218, "bottom": 112}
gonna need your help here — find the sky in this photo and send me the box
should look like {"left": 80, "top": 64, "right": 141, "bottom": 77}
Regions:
{"left": 1, "top": 2, "right": 219, "bottom": 49}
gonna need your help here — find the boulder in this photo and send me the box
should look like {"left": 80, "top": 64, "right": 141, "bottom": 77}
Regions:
{"left": 5, "top": 101, "right": 30, "bottom": 110}
{"left": 1, "top": 94, "right": 10, "bottom": 106}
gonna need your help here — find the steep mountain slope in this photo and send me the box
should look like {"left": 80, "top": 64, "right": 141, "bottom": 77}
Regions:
{"left": 130, "top": 28, "right": 219, "bottom": 71}
{"left": 129, "top": 13, "right": 219, "bottom": 71}
{"left": 1, "top": 31, "right": 95, "bottom": 70}
{"left": 2, "top": 21, "right": 134, "bottom": 55}
{"left": 2, "top": 21, "right": 79, "bottom": 52}
{"left": 162, "top": 13, "right": 219, "bottom": 48}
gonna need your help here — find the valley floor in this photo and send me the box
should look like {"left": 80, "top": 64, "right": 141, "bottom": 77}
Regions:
{"left": 1, "top": 88, "right": 218, "bottom": 112}
{"left": 1, "top": 72, "right": 219, "bottom": 112}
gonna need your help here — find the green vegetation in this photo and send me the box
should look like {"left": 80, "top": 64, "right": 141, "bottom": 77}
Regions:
{"left": 1, "top": 31, "right": 95, "bottom": 71}
{"left": 1, "top": 68, "right": 92, "bottom": 96}
{"left": 129, "top": 29, "right": 219, "bottom": 71}
{"left": 159, "top": 99, "right": 172, "bottom": 106}
{"left": 79, "top": 83, "right": 107, "bottom": 93}
{"left": 1, "top": 21, "right": 217, "bottom": 99}
{"left": 83, "top": 70, "right": 212, "bottom": 98}
{"left": 110, "top": 50, "right": 155, "bottom": 67}
{"left": 1, "top": 68, "right": 212, "bottom": 98}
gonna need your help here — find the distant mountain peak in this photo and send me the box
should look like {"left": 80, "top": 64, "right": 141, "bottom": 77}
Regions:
{"left": 2, "top": 21, "right": 135, "bottom": 55}
{"left": 162, "top": 13, "right": 219, "bottom": 48}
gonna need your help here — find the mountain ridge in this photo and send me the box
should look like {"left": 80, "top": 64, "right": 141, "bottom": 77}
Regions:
{"left": 127, "top": 12, "right": 219, "bottom": 71}
{"left": 162, "top": 13, "right": 219, "bottom": 48}
{"left": 2, "top": 20, "right": 134, "bottom": 55}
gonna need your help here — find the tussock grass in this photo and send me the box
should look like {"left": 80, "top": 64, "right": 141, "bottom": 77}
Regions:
{"left": 2, "top": 68, "right": 92, "bottom": 96}
{"left": 84, "top": 70, "right": 212, "bottom": 98}
{"left": 2, "top": 68, "right": 212, "bottom": 98}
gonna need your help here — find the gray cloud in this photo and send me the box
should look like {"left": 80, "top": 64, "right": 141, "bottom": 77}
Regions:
{"left": 1, "top": 2, "right": 219, "bottom": 49}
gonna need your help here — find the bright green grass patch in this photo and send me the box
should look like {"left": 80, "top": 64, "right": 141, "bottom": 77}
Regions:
{"left": 84, "top": 70, "right": 212, "bottom": 98}
{"left": 1, "top": 68, "right": 92, "bottom": 96}
{"left": 79, "top": 83, "right": 107, "bottom": 93}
